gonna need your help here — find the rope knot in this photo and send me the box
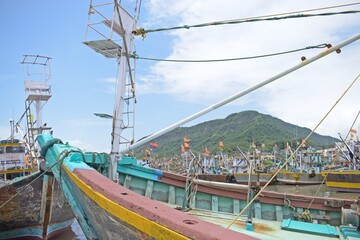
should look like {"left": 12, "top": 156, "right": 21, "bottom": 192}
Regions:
{"left": 132, "top": 27, "right": 147, "bottom": 38}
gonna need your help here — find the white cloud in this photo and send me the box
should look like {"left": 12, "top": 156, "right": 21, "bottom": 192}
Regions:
{"left": 136, "top": 0, "right": 360, "bottom": 138}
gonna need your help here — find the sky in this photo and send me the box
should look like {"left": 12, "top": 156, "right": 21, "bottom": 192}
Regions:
{"left": 0, "top": 0, "right": 359, "bottom": 153}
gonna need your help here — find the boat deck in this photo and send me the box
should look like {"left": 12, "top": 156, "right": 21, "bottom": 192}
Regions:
{"left": 185, "top": 207, "right": 347, "bottom": 240}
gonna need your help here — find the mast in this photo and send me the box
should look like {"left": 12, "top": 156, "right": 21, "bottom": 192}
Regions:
{"left": 21, "top": 55, "right": 52, "bottom": 159}
{"left": 84, "top": 0, "right": 139, "bottom": 180}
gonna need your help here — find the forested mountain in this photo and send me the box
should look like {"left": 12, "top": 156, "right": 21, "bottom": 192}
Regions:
{"left": 134, "top": 110, "right": 339, "bottom": 158}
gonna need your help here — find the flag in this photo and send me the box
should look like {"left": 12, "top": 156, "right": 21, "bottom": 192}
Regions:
{"left": 184, "top": 142, "right": 190, "bottom": 148}
{"left": 301, "top": 139, "right": 306, "bottom": 147}
{"left": 181, "top": 144, "right": 186, "bottom": 154}
{"left": 149, "top": 142, "right": 158, "bottom": 149}
{"left": 286, "top": 142, "right": 291, "bottom": 150}
{"left": 184, "top": 137, "right": 191, "bottom": 143}
{"left": 350, "top": 129, "right": 357, "bottom": 141}
{"left": 218, "top": 141, "right": 224, "bottom": 147}
{"left": 204, "top": 147, "right": 210, "bottom": 155}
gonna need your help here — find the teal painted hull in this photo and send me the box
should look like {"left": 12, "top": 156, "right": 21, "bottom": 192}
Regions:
{"left": 36, "top": 134, "right": 257, "bottom": 240}
{"left": 117, "top": 162, "right": 354, "bottom": 227}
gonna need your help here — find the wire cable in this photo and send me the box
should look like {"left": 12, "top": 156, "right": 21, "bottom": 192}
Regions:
{"left": 133, "top": 7, "right": 360, "bottom": 36}
{"left": 129, "top": 43, "right": 329, "bottom": 63}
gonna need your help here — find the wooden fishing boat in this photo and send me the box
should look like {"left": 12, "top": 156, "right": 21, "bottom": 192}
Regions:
{"left": 276, "top": 169, "right": 324, "bottom": 185}
{"left": 0, "top": 171, "right": 75, "bottom": 239}
{"left": 233, "top": 172, "right": 274, "bottom": 186}
{"left": 0, "top": 139, "right": 36, "bottom": 184}
{"left": 0, "top": 55, "right": 75, "bottom": 239}
{"left": 322, "top": 169, "right": 360, "bottom": 192}
{"left": 277, "top": 150, "right": 326, "bottom": 185}
{"left": 36, "top": 134, "right": 257, "bottom": 239}
{"left": 322, "top": 132, "right": 360, "bottom": 192}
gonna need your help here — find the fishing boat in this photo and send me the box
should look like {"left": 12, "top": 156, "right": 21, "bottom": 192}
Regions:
{"left": 34, "top": 1, "right": 360, "bottom": 239}
{"left": 0, "top": 138, "right": 35, "bottom": 184}
{"left": 0, "top": 171, "right": 75, "bottom": 239}
{"left": 0, "top": 55, "right": 75, "bottom": 239}
{"left": 231, "top": 146, "right": 275, "bottom": 185}
{"left": 276, "top": 169, "right": 324, "bottom": 185}
{"left": 323, "top": 130, "right": 360, "bottom": 192}
{"left": 233, "top": 171, "right": 274, "bottom": 185}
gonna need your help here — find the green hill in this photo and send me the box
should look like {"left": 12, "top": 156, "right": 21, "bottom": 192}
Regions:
{"left": 134, "top": 110, "right": 339, "bottom": 158}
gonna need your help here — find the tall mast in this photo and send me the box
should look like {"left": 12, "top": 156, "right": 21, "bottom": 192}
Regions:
{"left": 21, "top": 55, "right": 52, "bottom": 154}
{"left": 84, "top": 0, "right": 138, "bottom": 180}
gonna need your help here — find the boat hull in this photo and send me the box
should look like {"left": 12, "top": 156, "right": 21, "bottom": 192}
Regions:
{"left": 0, "top": 172, "right": 74, "bottom": 240}
{"left": 36, "top": 134, "right": 257, "bottom": 240}
{"left": 233, "top": 172, "right": 273, "bottom": 186}
{"left": 119, "top": 168, "right": 355, "bottom": 227}
{"left": 276, "top": 171, "right": 324, "bottom": 185}
{"left": 323, "top": 170, "right": 360, "bottom": 192}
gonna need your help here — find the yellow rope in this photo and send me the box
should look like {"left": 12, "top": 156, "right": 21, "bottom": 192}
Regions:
{"left": 226, "top": 73, "right": 360, "bottom": 229}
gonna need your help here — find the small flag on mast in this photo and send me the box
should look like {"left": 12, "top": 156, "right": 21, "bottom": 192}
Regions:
{"left": 149, "top": 142, "right": 159, "bottom": 149}
{"left": 181, "top": 144, "right": 186, "bottom": 154}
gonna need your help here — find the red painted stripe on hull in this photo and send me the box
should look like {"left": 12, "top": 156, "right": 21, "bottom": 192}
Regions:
{"left": 73, "top": 168, "right": 257, "bottom": 240}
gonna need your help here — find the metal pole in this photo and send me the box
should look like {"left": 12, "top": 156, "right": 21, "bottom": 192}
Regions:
{"left": 122, "top": 33, "right": 360, "bottom": 154}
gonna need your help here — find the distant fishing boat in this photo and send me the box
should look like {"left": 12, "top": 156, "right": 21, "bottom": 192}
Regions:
{"left": 323, "top": 129, "right": 360, "bottom": 192}
{"left": 33, "top": 1, "right": 360, "bottom": 239}
{"left": 0, "top": 138, "right": 35, "bottom": 184}
{"left": 233, "top": 172, "right": 274, "bottom": 185}
{"left": 276, "top": 169, "right": 324, "bottom": 185}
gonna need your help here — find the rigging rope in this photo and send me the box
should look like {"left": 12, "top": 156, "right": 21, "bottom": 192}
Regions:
{"left": 129, "top": 43, "right": 329, "bottom": 63}
{"left": 133, "top": 8, "right": 360, "bottom": 36}
{"left": 226, "top": 73, "right": 360, "bottom": 229}
{"left": 0, "top": 152, "right": 67, "bottom": 210}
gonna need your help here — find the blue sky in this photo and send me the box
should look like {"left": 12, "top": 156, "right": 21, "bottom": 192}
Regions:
{"left": 1, "top": 0, "right": 359, "bottom": 153}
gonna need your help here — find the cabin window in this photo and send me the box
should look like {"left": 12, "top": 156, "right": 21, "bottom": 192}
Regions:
{"left": 5, "top": 146, "right": 25, "bottom": 153}
{"left": 0, "top": 147, "right": 4, "bottom": 154}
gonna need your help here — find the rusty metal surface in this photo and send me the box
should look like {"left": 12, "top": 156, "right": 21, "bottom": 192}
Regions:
{"left": 0, "top": 172, "right": 74, "bottom": 238}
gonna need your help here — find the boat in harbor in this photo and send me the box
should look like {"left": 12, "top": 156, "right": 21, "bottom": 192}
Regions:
{"left": 323, "top": 129, "right": 360, "bottom": 192}
{"left": 33, "top": 1, "right": 360, "bottom": 239}
{"left": 0, "top": 55, "right": 74, "bottom": 240}
{"left": 274, "top": 146, "right": 327, "bottom": 185}
{"left": 0, "top": 138, "right": 36, "bottom": 184}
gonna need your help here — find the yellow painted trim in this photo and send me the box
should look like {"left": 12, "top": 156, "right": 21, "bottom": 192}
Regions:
{"left": 0, "top": 143, "right": 22, "bottom": 147}
{"left": 326, "top": 181, "right": 360, "bottom": 188}
{"left": 323, "top": 170, "right": 360, "bottom": 175}
{"left": 0, "top": 168, "right": 37, "bottom": 175}
{"left": 63, "top": 166, "right": 188, "bottom": 240}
